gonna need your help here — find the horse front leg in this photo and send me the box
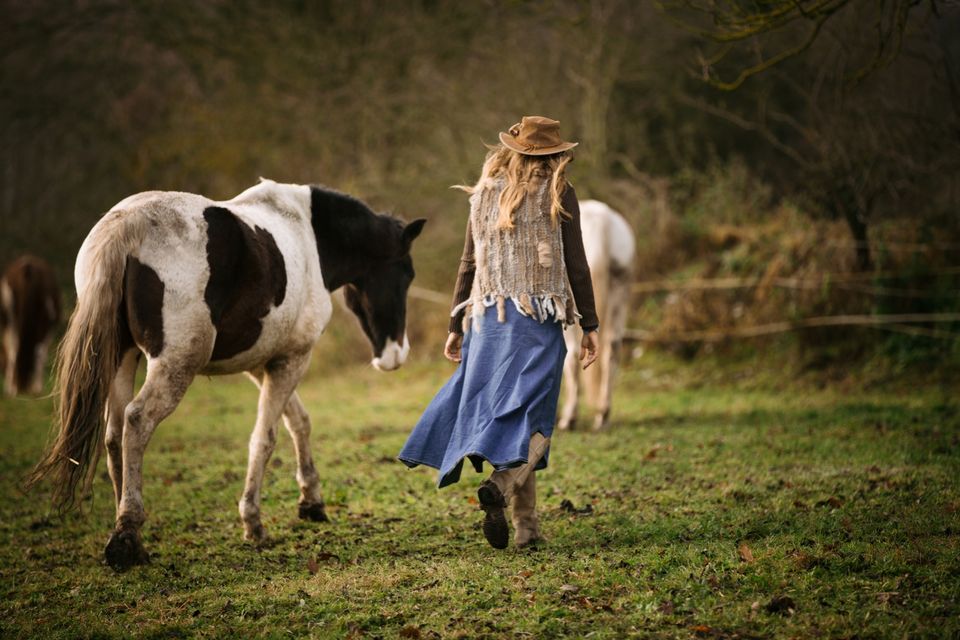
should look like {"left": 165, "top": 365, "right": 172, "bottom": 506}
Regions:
{"left": 105, "top": 360, "right": 193, "bottom": 571}
{"left": 239, "top": 353, "right": 309, "bottom": 543}
{"left": 283, "top": 392, "right": 327, "bottom": 522}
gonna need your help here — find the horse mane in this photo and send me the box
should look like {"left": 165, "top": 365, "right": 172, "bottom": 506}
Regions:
{"left": 308, "top": 186, "right": 406, "bottom": 290}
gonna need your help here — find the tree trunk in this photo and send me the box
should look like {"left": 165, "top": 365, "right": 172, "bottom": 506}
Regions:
{"left": 841, "top": 204, "right": 872, "bottom": 272}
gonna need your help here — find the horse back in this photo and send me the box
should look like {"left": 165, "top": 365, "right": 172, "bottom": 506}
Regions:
{"left": 102, "top": 186, "right": 326, "bottom": 373}
{"left": 578, "top": 200, "right": 635, "bottom": 276}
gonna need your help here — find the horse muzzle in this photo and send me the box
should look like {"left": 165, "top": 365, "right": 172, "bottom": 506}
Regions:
{"left": 372, "top": 334, "right": 409, "bottom": 372}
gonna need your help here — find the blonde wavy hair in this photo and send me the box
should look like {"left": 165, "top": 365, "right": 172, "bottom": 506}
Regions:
{"left": 455, "top": 144, "right": 573, "bottom": 229}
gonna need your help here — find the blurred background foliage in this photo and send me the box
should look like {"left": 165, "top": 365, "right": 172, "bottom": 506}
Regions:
{"left": 2, "top": 0, "right": 959, "bottom": 374}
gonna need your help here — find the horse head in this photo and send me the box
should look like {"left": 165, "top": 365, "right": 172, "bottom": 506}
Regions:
{"left": 343, "top": 218, "right": 426, "bottom": 371}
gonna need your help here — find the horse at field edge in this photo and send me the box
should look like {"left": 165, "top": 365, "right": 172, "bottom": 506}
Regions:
{"left": 27, "top": 178, "right": 425, "bottom": 571}
{"left": 1, "top": 255, "right": 61, "bottom": 396}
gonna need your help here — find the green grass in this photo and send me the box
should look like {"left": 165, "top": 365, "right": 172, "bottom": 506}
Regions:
{"left": 0, "top": 357, "right": 958, "bottom": 639}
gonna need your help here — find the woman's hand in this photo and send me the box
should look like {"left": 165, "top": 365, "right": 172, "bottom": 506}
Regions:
{"left": 444, "top": 332, "right": 463, "bottom": 363}
{"left": 580, "top": 330, "right": 599, "bottom": 370}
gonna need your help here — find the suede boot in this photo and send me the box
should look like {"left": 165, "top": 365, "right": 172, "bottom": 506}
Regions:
{"left": 511, "top": 471, "right": 542, "bottom": 548}
{"left": 478, "top": 433, "right": 550, "bottom": 549}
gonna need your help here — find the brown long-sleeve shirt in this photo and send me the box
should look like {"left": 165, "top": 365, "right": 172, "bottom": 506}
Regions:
{"left": 448, "top": 185, "right": 598, "bottom": 334}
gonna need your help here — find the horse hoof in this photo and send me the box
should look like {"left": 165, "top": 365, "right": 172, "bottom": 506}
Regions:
{"left": 557, "top": 418, "right": 576, "bottom": 431}
{"left": 591, "top": 415, "right": 609, "bottom": 431}
{"left": 516, "top": 534, "right": 545, "bottom": 549}
{"left": 104, "top": 529, "right": 150, "bottom": 572}
{"left": 298, "top": 502, "right": 329, "bottom": 522}
{"left": 244, "top": 523, "right": 267, "bottom": 543}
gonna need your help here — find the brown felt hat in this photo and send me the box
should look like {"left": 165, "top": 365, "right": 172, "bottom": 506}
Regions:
{"left": 499, "top": 116, "right": 578, "bottom": 156}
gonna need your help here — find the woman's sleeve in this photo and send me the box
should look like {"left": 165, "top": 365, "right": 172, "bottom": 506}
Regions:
{"left": 561, "top": 186, "right": 599, "bottom": 332}
{"left": 448, "top": 217, "right": 475, "bottom": 334}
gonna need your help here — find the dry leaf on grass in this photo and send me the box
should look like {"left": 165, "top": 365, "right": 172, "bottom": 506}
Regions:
{"left": 738, "top": 542, "right": 755, "bottom": 563}
{"left": 765, "top": 595, "right": 796, "bottom": 615}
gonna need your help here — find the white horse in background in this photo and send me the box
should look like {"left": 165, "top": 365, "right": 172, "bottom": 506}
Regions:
{"left": 559, "top": 199, "right": 635, "bottom": 431}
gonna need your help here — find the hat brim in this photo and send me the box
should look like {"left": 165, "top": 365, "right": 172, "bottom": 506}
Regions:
{"left": 499, "top": 131, "right": 578, "bottom": 156}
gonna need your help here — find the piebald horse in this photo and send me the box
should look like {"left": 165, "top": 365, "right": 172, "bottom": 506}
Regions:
{"left": 559, "top": 200, "right": 635, "bottom": 431}
{"left": 28, "top": 179, "right": 425, "bottom": 571}
{"left": 1, "top": 255, "right": 61, "bottom": 396}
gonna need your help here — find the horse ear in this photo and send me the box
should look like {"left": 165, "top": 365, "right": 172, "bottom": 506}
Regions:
{"left": 402, "top": 218, "right": 427, "bottom": 245}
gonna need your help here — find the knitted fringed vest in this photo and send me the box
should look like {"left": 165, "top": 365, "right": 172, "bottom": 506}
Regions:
{"left": 452, "top": 175, "right": 577, "bottom": 331}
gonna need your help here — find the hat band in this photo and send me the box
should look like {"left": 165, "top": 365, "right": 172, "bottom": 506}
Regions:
{"left": 506, "top": 121, "right": 570, "bottom": 153}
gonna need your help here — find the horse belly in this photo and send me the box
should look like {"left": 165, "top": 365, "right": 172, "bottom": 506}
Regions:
{"left": 199, "top": 287, "right": 332, "bottom": 375}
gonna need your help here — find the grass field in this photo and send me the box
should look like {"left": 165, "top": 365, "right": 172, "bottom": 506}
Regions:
{"left": 1, "top": 355, "right": 958, "bottom": 639}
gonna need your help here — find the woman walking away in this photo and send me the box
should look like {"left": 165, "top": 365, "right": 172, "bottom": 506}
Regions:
{"left": 399, "top": 116, "right": 599, "bottom": 549}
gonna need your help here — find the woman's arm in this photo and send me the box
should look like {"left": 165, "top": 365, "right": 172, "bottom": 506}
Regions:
{"left": 448, "top": 217, "right": 475, "bottom": 335}
{"left": 560, "top": 186, "right": 599, "bottom": 332}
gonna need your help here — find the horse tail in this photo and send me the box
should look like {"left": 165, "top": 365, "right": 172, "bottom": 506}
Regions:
{"left": 26, "top": 211, "right": 146, "bottom": 511}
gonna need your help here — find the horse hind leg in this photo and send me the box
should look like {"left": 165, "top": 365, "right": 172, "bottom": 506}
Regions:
{"left": 592, "top": 335, "right": 614, "bottom": 431}
{"left": 104, "top": 349, "right": 140, "bottom": 511}
{"left": 105, "top": 358, "right": 194, "bottom": 572}
{"left": 557, "top": 326, "right": 580, "bottom": 431}
{"left": 593, "top": 277, "right": 631, "bottom": 431}
{"left": 239, "top": 353, "right": 310, "bottom": 543}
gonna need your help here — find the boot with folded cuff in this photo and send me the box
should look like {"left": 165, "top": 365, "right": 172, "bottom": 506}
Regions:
{"left": 477, "top": 432, "right": 549, "bottom": 549}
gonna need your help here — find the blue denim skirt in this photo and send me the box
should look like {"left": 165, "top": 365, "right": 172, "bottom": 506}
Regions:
{"left": 398, "top": 300, "right": 567, "bottom": 488}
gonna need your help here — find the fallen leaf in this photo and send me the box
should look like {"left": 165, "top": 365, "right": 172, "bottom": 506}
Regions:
{"left": 738, "top": 542, "right": 755, "bottom": 563}
{"left": 690, "top": 624, "right": 712, "bottom": 635}
{"left": 306, "top": 558, "right": 319, "bottom": 575}
{"left": 765, "top": 595, "right": 796, "bottom": 615}
{"left": 644, "top": 445, "right": 660, "bottom": 460}
{"left": 559, "top": 499, "right": 593, "bottom": 515}
{"left": 816, "top": 496, "right": 844, "bottom": 509}
{"left": 466, "top": 496, "right": 478, "bottom": 506}
{"left": 399, "top": 626, "right": 421, "bottom": 639}
{"left": 791, "top": 551, "right": 820, "bottom": 570}
{"left": 559, "top": 584, "right": 580, "bottom": 594}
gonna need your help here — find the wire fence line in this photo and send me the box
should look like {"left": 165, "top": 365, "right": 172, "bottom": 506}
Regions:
{"left": 629, "top": 267, "right": 960, "bottom": 294}
{"left": 407, "top": 275, "right": 960, "bottom": 342}
{"left": 623, "top": 313, "right": 960, "bottom": 343}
